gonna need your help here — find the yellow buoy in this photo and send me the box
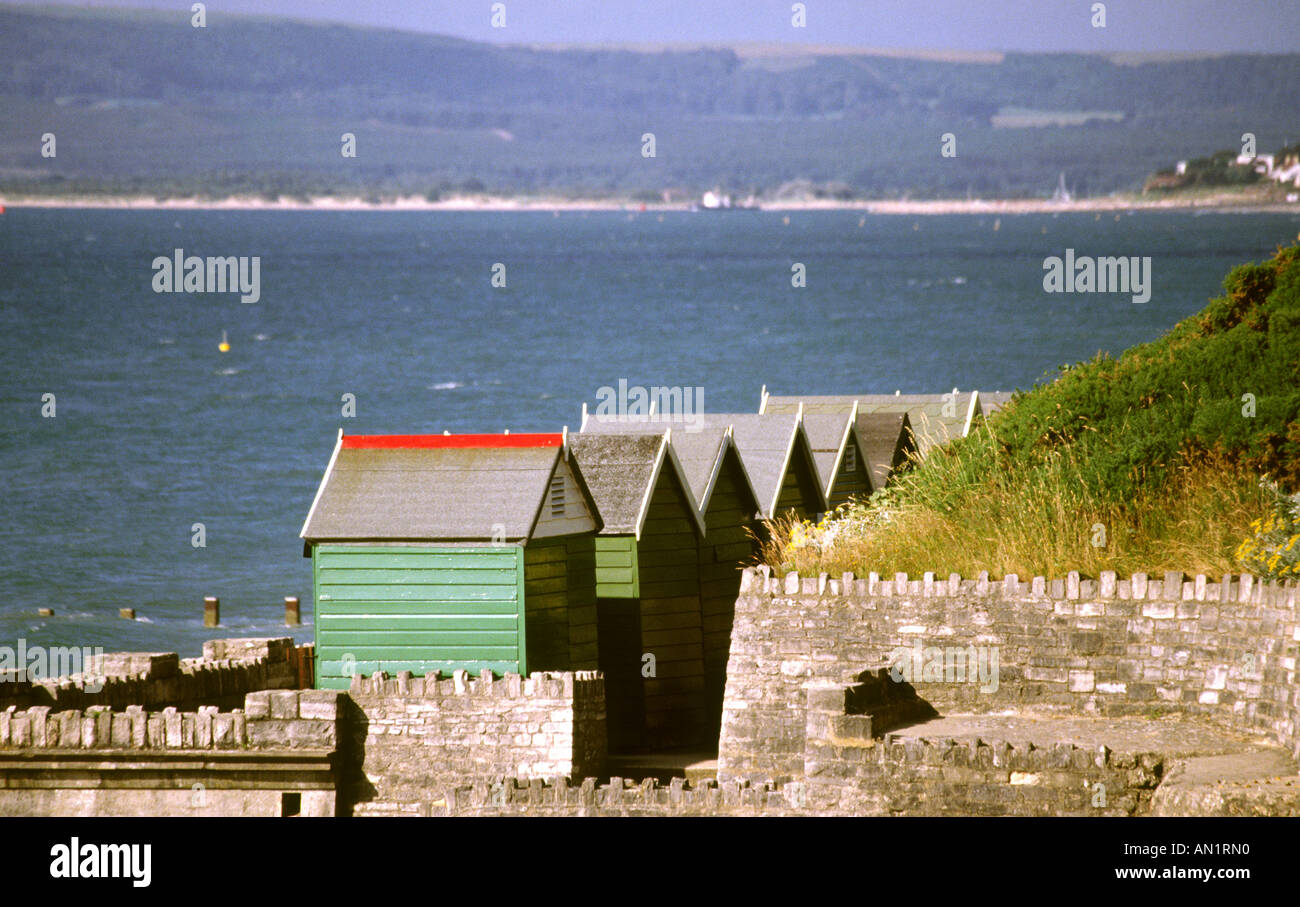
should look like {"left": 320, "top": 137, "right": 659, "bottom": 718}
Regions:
{"left": 218, "top": 330, "right": 230, "bottom": 353}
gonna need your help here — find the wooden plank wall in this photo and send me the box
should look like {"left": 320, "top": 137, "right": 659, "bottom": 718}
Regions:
{"left": 827, "top": 440, "right": 872, "bottom": 509}
{"left": 637, "top": 476, "right": 707, "bottom": 747}
{"left": 594, "top": 535, "right": 639, "bottom": 599}
{"left": 523, "top": 538, "right": 571, "bottom": 672}
{"left": 565, "top": 533, "right": 599, "bottom": 671}
{"left": 774, "top": 450, "right": 820, "bottom": 518}
{"left": 313, "top": 545, "right": 523, "bottom": 689}
{"left": 698, "top": 450, "right": 759, "bottom": 741}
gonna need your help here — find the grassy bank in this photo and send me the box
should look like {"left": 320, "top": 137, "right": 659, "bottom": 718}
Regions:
{"left": 762, "top": 243, "right": 1300, "bottom": 578}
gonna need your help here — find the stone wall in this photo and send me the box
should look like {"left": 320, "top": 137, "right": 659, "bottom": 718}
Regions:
{"left": 0, "top": 665, "right": 612, "bottom": 818}
{"left": 798, "top": 676, "right": 1166, "bottom": 816}
{"left": 802, "top": 720, "right": 1165, "bottom": 817}
{"left": 720, "top": 567, "right": 1300, "bottom": 785}
{"left": 440, "top": 776, "right": 799, "bottom": 817}
{"left": 343, "top": 669, "right": 606, "bottom": 816}
{"left": 0, "top": 637, "right": 312, "bottom": 713}
{"left": 0, "top": 689, "right": 341, "bottom": 751}
{"left": 0, "top": 689, "right": 342, "bottom": 816}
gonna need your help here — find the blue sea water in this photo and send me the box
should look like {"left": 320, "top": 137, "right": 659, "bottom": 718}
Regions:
{"left": 1, "top": 208, "right": 1298, "bottom": 657}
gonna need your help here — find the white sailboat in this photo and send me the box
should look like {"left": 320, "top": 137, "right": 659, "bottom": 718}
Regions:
{"left": 1052, "top": 172, "right": 1072, "bottom": 203}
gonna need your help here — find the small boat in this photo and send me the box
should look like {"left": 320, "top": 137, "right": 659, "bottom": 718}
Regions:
{"left": 693, "top": 189, "right": 761, "bottom": 211}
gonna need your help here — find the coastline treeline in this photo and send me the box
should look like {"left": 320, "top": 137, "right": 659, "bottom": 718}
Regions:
{"left": 3, "top": 5, "right": 1300, "bottom": 201}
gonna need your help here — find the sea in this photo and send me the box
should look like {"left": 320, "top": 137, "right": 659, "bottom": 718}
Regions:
{"left": 2, "top": 207, "right": 1298, "bottom": 657}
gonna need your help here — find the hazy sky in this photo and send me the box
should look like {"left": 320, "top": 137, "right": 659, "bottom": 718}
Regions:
{"left": 41, "top": 0, "right": 1300, "bottom": 52}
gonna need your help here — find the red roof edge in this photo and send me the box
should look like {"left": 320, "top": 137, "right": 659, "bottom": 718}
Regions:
{"left": 342, "top": 433, "right": 564, "bottom": 450}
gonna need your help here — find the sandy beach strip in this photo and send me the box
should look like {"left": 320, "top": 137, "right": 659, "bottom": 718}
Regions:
{"left": 2, "top": 193, "right": 1296, "bottom": 215}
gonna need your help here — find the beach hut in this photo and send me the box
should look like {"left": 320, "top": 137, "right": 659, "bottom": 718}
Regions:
{"left": 580, "top": 414, "right": 763, "bottom": 736}
{"left": 693, "top": 412, "right": 827, "bottom": 520}
{"left": 300, "top": 431, "right": 601, "bottom": 689}
{"left": 567, "top": 431, "right": 708, "bottom": 750}
{"left": 801, "top": 404, "right": 875, "bottom": 509}
{"left": 762, "top": 388, "right": 992, "bottom": 456}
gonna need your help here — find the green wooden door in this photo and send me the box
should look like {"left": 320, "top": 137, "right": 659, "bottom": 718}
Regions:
{"left": 594, "top": 535, "right": 639, "bottom": 598}
{"left": 312, "top": 544, "right": 526, "bottom": 689}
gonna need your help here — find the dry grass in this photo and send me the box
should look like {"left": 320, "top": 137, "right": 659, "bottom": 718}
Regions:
{"left": 757, "top": 444, "right": 1270, "bottom": 580}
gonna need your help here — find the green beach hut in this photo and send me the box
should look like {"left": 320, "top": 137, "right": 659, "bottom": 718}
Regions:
{"left": 580, "top": 417, "right": 763, "bottom": 737}
{"left": 567, "top": 430, "right": 707, "bottom": 751}
{"left": 300, "top": 431, "right": 601, "bottom": 689}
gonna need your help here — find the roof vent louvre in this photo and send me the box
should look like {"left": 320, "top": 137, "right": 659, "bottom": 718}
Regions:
{"left": 550, "top": 474, "right": 566, "bottom": 517}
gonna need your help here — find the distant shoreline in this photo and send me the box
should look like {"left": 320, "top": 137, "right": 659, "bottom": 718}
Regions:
{"left": 4, "top": 192, "right": 1298, "bottom": 215}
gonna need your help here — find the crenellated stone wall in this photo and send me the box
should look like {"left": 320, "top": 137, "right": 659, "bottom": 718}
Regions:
{"left": 0, "top": 689, "right": 343, "bottom": 817}
{"left": 719, "top": 567, "right": 1300, "bottom": 786}
{"left": 0, "top": 637, "right": 313, "bottom": 713}
{"left": 343, "top": 669, "right": 606, "bottom": 816}
{"left": 439, "top": 775, "right": 800, "bottom": 817}
{"left": 3, "top": 573, "right": 1296, "bottom": 818}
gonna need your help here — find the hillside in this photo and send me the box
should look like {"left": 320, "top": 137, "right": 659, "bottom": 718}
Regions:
{"left": 3, "top": 4, "right": 1300, "bottom": 200}
{"left": 766, "top": 243, "right": 1300, "bottom": 577}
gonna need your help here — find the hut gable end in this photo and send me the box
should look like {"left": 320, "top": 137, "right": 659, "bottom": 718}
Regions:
{"left": 687, "top": 413, "right": 827, "bottom": 519}
{"left": 569, "top": 433, "right": 703, "bottom": 539}
{"left": 531, "top": 452, "right": 598, "bottom": 539}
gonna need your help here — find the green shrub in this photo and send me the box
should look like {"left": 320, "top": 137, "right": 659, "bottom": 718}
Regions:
{"left": 761, "top": 242, "right": 1300, "bottom": 576}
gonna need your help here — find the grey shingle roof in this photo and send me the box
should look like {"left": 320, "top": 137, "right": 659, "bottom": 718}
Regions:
{"left": 568, "top": 433, "right": 704, "bottom": 536}
{"left": 578, "top": 419, "right": 760, "bottom": 520}
{"left": 763, "top": 392, "right": 976, "bottom": 454}
{"left": 686, "top": 413, "right": 825, "bottom": 517}
{"left": 301, "top": 442, "right": 587, "bottom": 542}
{"left": 853, "top": 412, "right": 916, "bottom": 490}
{"left": 581, "top": 420, "right": 715, "bottom": 503}
{"left": 800, "top": 411, "right": 853, "bottom": 496}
